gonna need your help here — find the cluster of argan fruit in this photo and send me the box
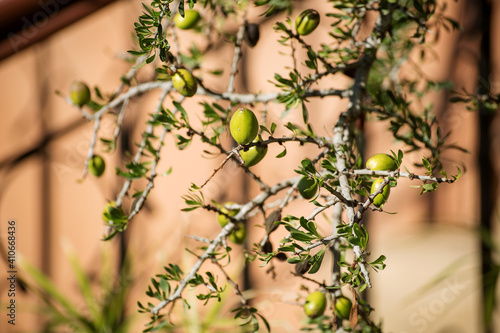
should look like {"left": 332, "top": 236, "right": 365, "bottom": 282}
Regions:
{"left": 69, "top": 81, "right": 106, "bottom": 178}
{"left": 365, "top": 153, "right": 397, "bottom": 207}
{"left": 69, "top": 7, "right": 399, "bottom": 323}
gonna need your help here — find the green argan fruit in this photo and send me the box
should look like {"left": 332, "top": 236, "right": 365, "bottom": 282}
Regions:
{"left": 304, "top": 291, "right": 327, "bottom": 319}
{"left": 89, "top": 155, "right": 105, "bottom": 177}
{"left": 244, "top": 22, "right": 260, "bottom": 47}
{"left": 217, "top": 202, "right": 239, "bottom": 227}
{"left": 229, "top": 224, "right": 246, "bottom": 244}
{"left": 216, "top": 202, "right": 245, "bottom": 245}
{"left": 370, "top": 178, "right": 390, "bottom": 207}
{"left": 102, "top": 201, "right": 125, "bottom": 224}
{"left": 240, "top": 138, "right": 267, "bottom": 167}
{"left": 295, "top": 9, "right": 320, "bottom": 36}
{"left": 173, "top": 9, "right": 201, "bottom": 30}
{"left": 70, "top": 81, "right": 91, "bottom": 106}
{"left": 229, "top": 108, "right": 259, "bottom": 145}
{"left": 366, "top": 153, "right": 397, "bottom": 171}
{"left": 172, "top": 69, "right": 198, "bottom": 97}
{"left": 298, "top": 176, "right": 318, "bottom": 200}
{"left": 334, "top": 296, "right": 352, "bottom": 320}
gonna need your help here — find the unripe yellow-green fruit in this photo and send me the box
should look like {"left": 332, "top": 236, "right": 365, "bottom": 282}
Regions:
{"left": 370, "top": 178, "right": 390, "bottom": 207}
{"left": 298, "top": 176, "right": 318, "bottom": 200}
{"left": 102, "top": 202, "right": 125, "bottom": 223}
{"left": 173, "top": 9, "right": 200, "bottom": 30}
{"left": 229, "top": 224, "right": 246, "bottom": 244}
{"left": 89, "top": 155, "right": 105, "bottom": 177}
{"left": 216, "top": 202, "right": 239, "bottom": 227}
{"left": 172, "top": 69, "right": 197, "bottom": 97}
{"left": 70, "top": 81, "right": 91, "bottom": 106}
{"left": 295, "top": 9, "right": 320, "bottom": 36}
{"left": 334, "top": 296, "right": 352, "bottom": 320}
{"left": 216, "top": 202, "right": 245, "bottom": 245}
{"left": 229, "top": 108, "right": 259, "bottom": 145}
{"left": 239, "top": 138, "right": 267, "bottom": 167}
{"left": 304, "top": 291, "right": 327, "bottom": 319}
{"left": 366, "top": 153, "right": 397, "bottom": 171}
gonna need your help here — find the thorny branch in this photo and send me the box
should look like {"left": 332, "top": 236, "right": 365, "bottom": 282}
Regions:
{"left": 331, "top": 6, "right": 394, "bottom": 288}
{"left": 151, "top": 176, "right": 297, "bottom": 314}
{"left": 62, "top": 1, "right": 463, "bottom": 330}
{"left": 104, "top": 88, "right": 174, "bottom": 236}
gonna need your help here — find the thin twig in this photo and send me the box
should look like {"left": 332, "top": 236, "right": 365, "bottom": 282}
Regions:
{"left": 352, "top": 177, "right": 390, "bottom": 225}
{"left": 293, "top": 234, "right": 339, "bottom": 256}
{"left": 227, "top": 21, "right": 246, "bottom": 94}
{"left": 115, "top": 88, "right": 173, "bottom": 208}
{"left": 212, "top": 260, "right": 247, "bottom": 306}
{"left": 150, "top": 176, "right": 297, "bottom": 315}
{"left": 346, "top": 169, "right": 457, "bottom": 183}
{"left": 67, "top": 79, "right": 345, "bottom": 120}
{"left": 331, "top": 7, "right": 394, "bottom": 289}
{"left": 112, "top": 98, "right": 129, "bottom": 148}
{"left": 199, "top": 149, "right": 239, "bottom": 189}
{"left": 104, "top": 88, "right": 172, "bottom": 236}
{"left": 126, "top": 123, "right": 170, "bottom": 221}
{"left": 278, "top": 196, "right": 339, "bottom": 247}
{"left": 186, "top": 235, "right": 211, "bottom": 244}
{"left": 81, "top": 115, "right": 102, "bottom": 179}
{"left": 85, "top": 81, "right": 169, "bottom": 120}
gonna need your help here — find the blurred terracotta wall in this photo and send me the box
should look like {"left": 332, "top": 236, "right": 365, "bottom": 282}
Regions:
{"left": 0, "top": 0, "right": 498, "bottom": 332}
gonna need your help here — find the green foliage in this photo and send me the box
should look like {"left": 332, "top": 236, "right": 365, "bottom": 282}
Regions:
{"left": 60, "top": 0, "right": 469, "bottom": 332}
{"left": 254, "top": 0, "right": 294, "bottom": 17}
{"left": 129, "top": 1, "right": 173, "bottom": 67}
{"left": 20, "top": 249, "right": 134, "bottom": 332}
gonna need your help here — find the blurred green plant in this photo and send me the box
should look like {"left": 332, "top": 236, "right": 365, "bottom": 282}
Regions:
{"left": 19, "top": 248, "right": 134, "bottom": 333}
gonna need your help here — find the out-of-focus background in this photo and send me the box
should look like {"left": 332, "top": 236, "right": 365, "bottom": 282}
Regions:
{"left": 0, "top": 0, "right": 498, "bottom": 332}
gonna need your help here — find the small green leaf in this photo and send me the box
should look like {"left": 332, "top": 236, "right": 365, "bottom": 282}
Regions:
{"left": 289, "top": 229, "right": 316, "bottom": 242}
{"left": 270, "top": 122, "right": 277, "bottom": 134}
{"left": 173, "top": 101, "right": 189, "bottom": 124}
{"left": 422, "top": 158, "right": 431, "bottom": 172}
{"left": 259, "top": 125, "right": 271, "bottom": 135}
{"left": 301, "top": 101, "right": 308, "bottom": 123}
{"left": 276, "top": 147, "right": 287, "bottom": 158}
{"left": 308, "top": 248, "right": 325, "bottom": 274}
{"left": 159, "top": 278, "right": 170, "bottom": 296}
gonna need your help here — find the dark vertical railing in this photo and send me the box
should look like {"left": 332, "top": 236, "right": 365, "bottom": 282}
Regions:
{"left": 35, "top": 44, "right": 52, "bottom": 277}
{"left": 477, "top": 1, "right": 497, "bottom": 332}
